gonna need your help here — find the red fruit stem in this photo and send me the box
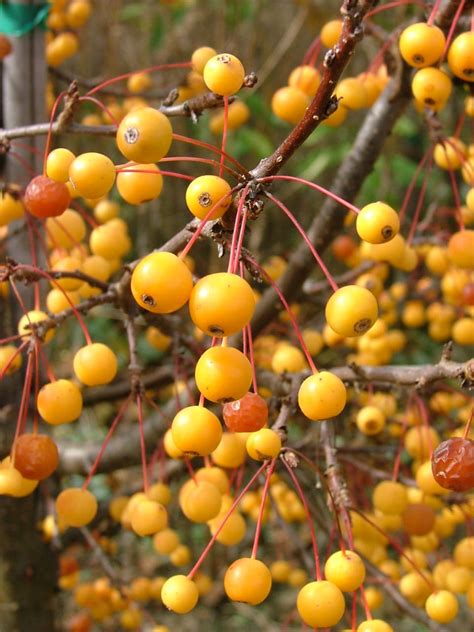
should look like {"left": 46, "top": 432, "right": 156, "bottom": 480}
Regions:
{"left": 246, "top": 325, "right": 258, "bottom": 393}
{"left": 82, "top": 395, "right": 131, "bottom": 489}
{"left": 302, "top": 35, "right": 320, "bottom": 66}
{"left": 220, "top": 96, "right": 229, "bottom": 178}
{"left": 179, "top": 185, "right": 240, "bottom": 259}
{"left": 441, "top": 0, "right": 467, "bottom": 58}
{"left": 136, "top": 392, "right": 150, "bottom": 493}
{"left": 427, "top": 0, "right": 444, "bottom": 25}
{"left": 463, "top": 409, "right": 473, "bottom": 440}
{"left": 10, "top": 140, "right": 43, "bottom": 156}
{"left": 12, "top": 348, "right": 34, "bottom": 454}
{"left": 43, "top": 91, "right": 67, "bottom": 174}
{"left": 261, "top": 174, "right": 360, "bottom": 214}
{"left": 0, "top": 334, "right": 24, "bottom": 345}
{"left": 447, "top": 167, "right": 465, "bottom": 231}
{"left": 32, "top": 342, "right": 40, "bottom": 433}
{"left": 367, "top": 0, "right": 425, "bottom": 18}
{"left": 70, "top": 202, "right": 99, "bottom": 229}
{"left": 359, "top": 585, "right": 373, "bottom": 620}
{"left": 251, "top": 459, "right": 276, "bottom": 559}
{"left": 351, "top": 590, "right": 358, "bottom": 631}
{"left": 266, "top": 191, "right": 339, "bottom": 292}
{"left": 85, "top": 61, "right": 193, "bottom": 96}
{"left": 9, "top": 150, "right": 37, "bottom": 177}
{"left": 78, "top": 96, "right": 119, "bottom": 126}
{"left": 454, "top": 111, "right": 466, "bottom": 139}
{"left": 172, "top": 132, "right": 248, "bottom": 175}
{"left": 227, "top": 191, "right": 244, "bottom": 273}
{"left": 36, "top": 342, "right": 56, "bottom": 383}
{"left": 144, "top": 394, "right": 169, "bottom": 423}
{"left": 115, "top": 167, "right": 194, "bottom": 182}
{"left": 25, "top": 216, "right": 40, "bottom": 309}
{"left": 245, "top": 253, "right": 318, "bottom": 374}
{"left": 187, "top": 462, "right": 268, "bottom": 580}
{"left": 183, "top": 455, "right": 198, "bottom": 483}
{"left": 282, "top": 457, "right": 322, "bottom": 580}
{"left": 160, "top": 156, "right": 240, "bottom": 179}
{"left": 308, "top": 38, "right": 322, "bottom": 67}
{"left": 232, "top": 194, "right": 250, "bottom": 274}
{"left": 399, "top": 145, "right": 432, "bottom": 222}
{"left": 407, "top": 152, "right": 433, "bottom": 243}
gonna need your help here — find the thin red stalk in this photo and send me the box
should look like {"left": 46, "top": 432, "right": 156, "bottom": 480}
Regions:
{"left": 447, "top": 167, "right": 465, "bottom": 231}
{"left": 0, "top": 334, "right": 24, "bottom": 345}
{"left": 160, "top": 155, "right": 240, "bottom": 178}
{"left": 136, "top": 392, "right": 150, "bottom": 492}
{"left": 463, "top": 409, "right": 473, "bottom": 440}
{"left": 184, "top": 456, "right": 198, "bottom": 483}
{"left": 82, "top": 396, "right": 131, "bottom": 489}
{"left": 144, "top": 393, "right": 169, "bottom": 423}
{"left": 10, "top": 140, "right": 43, "bottom": 156}
{"left": 78, "top": 96, "right": 119, "bottom": 126}
{"left": 303, "top": 36, "right": 320, "bottom": 65}
{"left": 359, "top": 585, "right": 373, "bottom": 620}
{"left": 220, "top": 96, "right": 229, "bottom": 178}
{"left": 427, "top": 0, "right": 444, "bottom": 24}
{"left": 115, "top": 167, "right": 194, "bottom": 182}
{"left": 9, "top": 151, "right": 37, "bottom": 177}
{"left": 260, "top": 174, "right": 360, "bottom": 214}
{"left": 267, "top": 191, "right": 339, "bottom": 292}
{"left": 187, "top": 463, "right": 267, "bottom": 580}
{"left": 172, "top": 132, "right": 248, "bottom": 175}
{"left": 86, "top": 62, "right": 193, "bottom": 96}
{"left": 246, "top": 325, "right": 258, "bottom": 393}
{"left": 351, "top": 591, "right": 357, "bottom": 631}
{"left": 308, "top": 39, "right": 322, "bottom": 66}
{"left": 454, "top": 111, "right": 466, "bottom": 138}
{"left": 367, "top": 0, "right": 425, "bottom": 18}
{"left": 232, "top": 197, "right": 250, "bottom": 274}
{"left": 43, "top": 91, "right": 67, "bottom": 173}
{"left": 399, "top": 146, "right": 432, "bottom": 222}
{"left": 179, "top": 186, "right": 239, "bottom": 259}
{"left": 32, "top": 342, "right": 40, "bottom": 433}
{"left": 251, "top": 459, "right": 276, "bottom": 559}
{"left": 25, "top": 216, "right": 42, "bottom": 309}
{"left": 13, "top": 349, "right": 34, "bottom": 449}
{"left": 407, "top": 153, "right": 433, "bottom": 243}
{"left": 282, "top": 458, "right": 322, "bottom": 580}
{"left": 246, "top": 254, "right": 318, "bottom": 373}
{"left": 72, "top": 203, "right": 99, "bottom": 228}
{"left": 228, "top": 185, "right": 249, "bottom": 272}
{"left": 36, "top": 341, "right": 56, "bottom": 382}
{"left": 441, "top": 0, "right": 467, "bottom": 58}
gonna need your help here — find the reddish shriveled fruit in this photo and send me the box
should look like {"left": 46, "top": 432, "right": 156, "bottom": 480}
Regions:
{"left": 23, "top": 175, "right": 70, "bottom": 218}
{"left": 462, "top": 282, "right": 474, "bottom": 306}
{"left": 402, "top": 503, "right": 436, "bottom": 536}
{"left": 223, "top": 392, "right": 269, "bottom": 432}
{"left": 431, "top": 437, "right": 474, "bottom": 492}
{"left": 13, "top": 433, "right": 59, "bottom": 480}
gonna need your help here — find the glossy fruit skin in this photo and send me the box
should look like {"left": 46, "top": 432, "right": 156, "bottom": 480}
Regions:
{"left": 56, "top": 488, "right": 98, "bottom": 527}
{"left": 372, "top": 480, "right": 407, "bottom": 515}
{"left": 116, "top": 162, "right": 163, "bottom": 205}
{"left": 37, "top": 379, "right": 83, "bottom": 425}
{"left": 356, "top": 405, "right": 386, "bottom": 435}
{"left": 431, "top": 437, "right": 474, "bottom": 492}
{"left": 325, "top": 285, "right": 378, "bottom": 337}
{"left": 288, "top": 65, "right": 320, "bottom": 96}
{"left": 399, "top": 23, "right": 446, "bottom": 68}
{"left": 0, "top": 345, "right": 22, "bottom": 375}
{"left": 181, "top": 480, "right": 222, "bottom": 523}
{"left": 130, "top": 499, "right": 168, "bottom": 536}
{"left": 402, "top": 503, "right": 436, "bottom": 536}
{"left": 211, "top": 433, "right": 246, "bottom": 468}
{"left": 324, "top": 550, "right": 366, "bottom": 592}
{"left": 24, "top": 175, "right": 71, "bottom": 218}
{"left": 73, "top": 343, "right": 118, "bottom": 386}
{"left": 192, "top": 46, "right": 217, "bottom": 73}
{"left": 356, "top": 202, "right": 400, "bottom": 244}
{"left": 223, "top": 392, "right": 268, "bottom": 432}
{"left": 298, "top": 371, "right": 347, "bottom": 421}
{"left": 448, "top": 230, "right": 474, "bottom": 269}
{"left": 246, "top": 428, "right": 281, "bottom": 460}
{"left": 69, "top": 153, "right": 116, "bottom": 199}
{"left": 131, "top": 252, "right": 193, "bottom": 313}
{"left": 271, "top": 86, "right": 309, "bottom": 125}
{"left": 296, "top": 580, "right": 345, "bottom": 627}
{"left": 18, "top": 310, "right": 55, "bottom": 343}
{"left": 171, "top": 406, "right": 222, "bottom": 456}
{"left": 448, "top": 32, "right": 474, "bottom": 82}
{"left": 161, "top": 575, "right": 199, "bottom": 614}
{"left": 0, "top": 191, "right": 24, "bottom": 226}
{"left": 13, "top": 434, "right": 59, "bottom": 480}
{"left": 46, "top": 208, "right": 86, "bottom": 249}
{"left": 411, "top": 67, "right": 452, "bottom": 110}
{"left": 357, "top": 620, "right": 394, "bottom": 632}
{"left": 321, "top": 20, "right": 342, "bottom": 48}
{"left": 195, "top": 346, "right": 252, "bottom": 403}
{"left": 224, "top": 558, "right": 272, "bottom": 605}
{"left": 425, "top": 590, "right": 459, "bottom": 623}
{"left": 46, "top": 148, "right": 76, "bottom": 183}
{"left": 185, "top": 175, "right": 231, "bottom": 220}
{"left": 116, "top": 107, "right": 172, "bottom": 163}
{"left": 189, "top": 272, "right": 255, "bottom": 336}
{"left": 203, "top": 53, "right": 245, "bottom": 96}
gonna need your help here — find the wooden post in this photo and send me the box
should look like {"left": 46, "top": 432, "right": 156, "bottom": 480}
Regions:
{"left": 0, "top": 2, "right": 57, "bottom": 630}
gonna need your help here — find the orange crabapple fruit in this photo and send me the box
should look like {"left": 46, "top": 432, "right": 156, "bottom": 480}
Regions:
{"left": 271, "top": 86, "right": 309, "bottom": 125}
{"left": 356, "top": 202, "right": 400, "bottom": 244}
{"left": 68, "top": 152, "right": 116, "bottom": 199}
{"left": 224, "top": 558, "right": 272, "bottom": 605}
{"left": 0, "top": 345, "right": 22, "bottom": 375}
{"left": 399, "top": 23, "right": 446, "bottom": 68}
{"left": 24, "top": 175, "right": 70, "bottom": 218}
{"left": 203, "top": 53, "right": 245, "bottom": 96}
{"left": 324, "top": 550, "right": 366, "bottom": 592}
{"left": 425, "top": 590, "right": 459, "bottom": 624}
{"left": 46, "top": 148, "right": 76, "bottom": 183}
{"left": 212, "top": 432, "right": 246, "bottom": 468}
{"left": 321, "top": 19, "right": 343, "bottom": 48}
{"left": 18, "top": 310, "right": 55, "bottom": 343}
{"left": 298, "top": 371, "right": 347, "bottom": 421}
{"left": 191, "top": 46, "right": 217, "bottom": 74}
{"left": 296, "top": 580, "right": 345, "bottom": 628}
{"left": 411, "top": 67, "right": 452, "bottom": 111}
{"left": 73, "top": 342, "right": 118, "bottom": 386}
{"left": 288, "top": 65, "right": 320, "bottom": 96}
{"left": 56, "top": 488, "right": 98, "bottom": 527}
{"left": 131, "top": 251, "right": 193, "bottom": 313}
{"left": 447, "top": 32, "right": 474, "bottom": 82}
{"left": 171, "top": 405, "right": 222, "bottom": 456}
{"left": 180, "top": 479, "right": 222, "bottom": 523}
{"left": 246, "top": 428, "right": 281, "bottom": 460}
{"left": 325, "top": 285, "right": 378, "bottom": 337}
{"left": 116, "top": 162, "right": 163, "bottom": 205}
{"left": 13, "top": 434, "right": 59, "bottom": 480}
{"left": 0, "top": 189, "right": 24, "bottom": 226}
{"left": 37, "top": 379, "right": 83, "bottom": 425}
{"left": 433, "top": 138, "right": 466, "bottom": 171}
{"left": 130, "top": 498, "right": 168, "bottom": 536}
{"left": 223, "top": 391, "right": 268, "bottom": 432}
{"left": 116, "top": 107, "right": 172, "bottom": 163}
{"left": 195, "top": 345, "right": 252, "bottom": 403}
{"left": 185, "top": 175, "right": 232, "bottom": 220}
{"left": 161, "top": 575, "right": 199, "bottom": 614}
{"left": 448, "top": 230, "right": 474, "bottom": 269}
{"left": 357, "top": 620, "right": 394, "bottom": 632}
{"left": 189, "top": 272, "right": 255, "bottom": 336}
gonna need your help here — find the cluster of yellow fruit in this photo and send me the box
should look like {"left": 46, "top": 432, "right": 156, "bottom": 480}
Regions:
{"left": 271, "top": 18, "right": 389, "bottom": 127}
{"left": 399, "top": 23, "right": 474, "bottom": 112}
{"left": 46, "top": 0, "right": 91, "bottom": 67}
